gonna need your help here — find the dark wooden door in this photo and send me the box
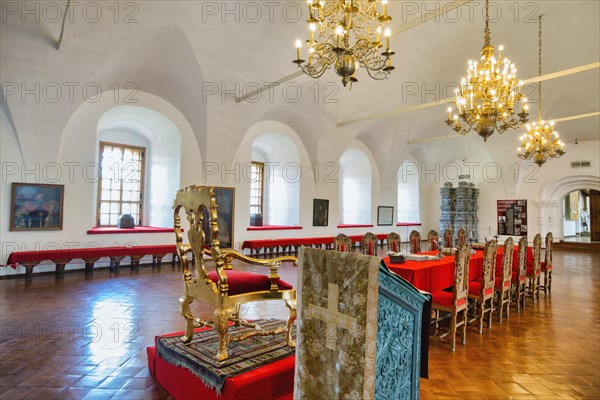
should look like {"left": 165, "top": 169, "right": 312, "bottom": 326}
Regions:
{"left": 590, "top": 190, "right": 600, "bottom": 242}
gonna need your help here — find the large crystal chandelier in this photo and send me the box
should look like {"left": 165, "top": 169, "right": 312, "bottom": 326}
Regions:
{"left": 445, "top": 0, "right": 528, "bottom": 141}
{"left": 517, "top": 15, "right": 565, "bottom": 167}
{"left": 293, "top": 0, "right": 395, "bottom": 87}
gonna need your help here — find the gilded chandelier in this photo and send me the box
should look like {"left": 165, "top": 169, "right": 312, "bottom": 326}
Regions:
{"left": 445, "top": 0, "right": 528, "bottom": 141}
{"left": 517, "top": 15, "right": 565, "bottom": 167}
{"left": 293, "top": 0, "right": 395, "bottom": 87}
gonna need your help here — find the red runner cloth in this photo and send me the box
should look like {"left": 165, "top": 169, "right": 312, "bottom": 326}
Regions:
{"left": 5, "top": 245, "right": 176, "bottom": 268}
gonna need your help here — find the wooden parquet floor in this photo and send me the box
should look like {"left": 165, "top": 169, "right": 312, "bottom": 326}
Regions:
{"left": 0, "top": 250, "right": 598, "bottom": 399}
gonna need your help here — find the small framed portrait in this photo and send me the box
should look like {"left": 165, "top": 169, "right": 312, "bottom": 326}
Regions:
{"left": 10, "top": 183, "right": 64, "bottom": 231}
{"left": 313, "top": 199, "right": 329, "bottom": 227}
{"left": 377, "top": 206, "right": 394, "bottom": 226}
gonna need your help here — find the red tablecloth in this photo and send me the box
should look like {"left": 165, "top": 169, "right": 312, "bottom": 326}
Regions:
{"left": 384, "top": 251, "right": 485, "bottom": 293}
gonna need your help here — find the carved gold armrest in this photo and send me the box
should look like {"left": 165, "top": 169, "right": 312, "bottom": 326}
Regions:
{"left": 222, "top": 250, "right": 298, "bottom": 291}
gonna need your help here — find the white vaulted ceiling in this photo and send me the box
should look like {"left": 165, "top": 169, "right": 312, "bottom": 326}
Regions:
{"left": 1, "top": 1, "right": 599, "bottom": 167}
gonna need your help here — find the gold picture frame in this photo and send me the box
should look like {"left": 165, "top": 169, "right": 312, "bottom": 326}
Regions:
{"left": 214, "top": 187, "right": 235, "bottom": 248}
{"left": 10, "top": 183, "right": 64, "bottom": 231}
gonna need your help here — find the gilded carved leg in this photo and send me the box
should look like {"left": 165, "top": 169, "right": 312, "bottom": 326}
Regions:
{"left": 214, "top": 307, "right": 234, "bottom": 362}
{"left": 179, "top": 295, "right": 195, "bottom": 344}
{"left": 284, "top": 299, "right": 297, "bottom": 348}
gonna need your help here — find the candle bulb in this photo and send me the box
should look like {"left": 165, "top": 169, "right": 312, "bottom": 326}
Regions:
{"left": 447, "top": 107, "right": 452, "bottom": 120}
{"left": 336, "top": 25, "right": 343, "bottom": 48}
{"left": 309, "top": 23, "right": 316, "bottom": 42}
{"left": 384, "top": 28, "right": 391, "bottom": 50}
{"left": 295, "top": 39, "right": 302, "bottom": 60}
{"left": 307, "top": 0, "right": 313, "bottom": 18}
{"left": 376, "top": 26, "right": 381, "bottom": 43}
{"left": 382, "top": 0, "right": 388, "bottom": 16}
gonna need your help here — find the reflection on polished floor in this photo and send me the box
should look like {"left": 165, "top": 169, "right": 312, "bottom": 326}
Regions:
{"left": 1, "top": 250, "right": 599, "bottom": 399}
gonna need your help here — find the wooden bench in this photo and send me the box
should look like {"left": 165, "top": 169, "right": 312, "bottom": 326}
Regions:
{"left": 5, "top": 245, "right": 178, "bottom": 279}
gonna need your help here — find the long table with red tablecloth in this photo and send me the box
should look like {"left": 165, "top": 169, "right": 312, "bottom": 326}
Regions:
{"left": 241, "top": 233, "right": 389, "bottom": 256}
{"left": 5, "top": 245, "right": 178, "bottom": 279}
{"left": 384, "top": 247, "right": 534, "bottom": 293}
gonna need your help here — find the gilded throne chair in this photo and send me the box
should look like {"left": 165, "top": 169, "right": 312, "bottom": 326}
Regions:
{"left": 173, "top": 185, "right": 298, "bottom": 362}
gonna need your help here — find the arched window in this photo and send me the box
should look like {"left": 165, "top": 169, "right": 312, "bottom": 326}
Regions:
{"left": 96, "top": 105, "right": 181, "bottom": 227}
{"left": 250, "top": 133, "right": 300, "bottom": 226}
{"left": 340, "top": 148, "right": 372, "bottom": 224}
{"left": 397, "top": 161, "right": 420, "bottom": 223}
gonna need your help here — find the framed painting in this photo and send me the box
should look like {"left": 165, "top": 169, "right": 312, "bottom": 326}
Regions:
{"left": 10, "top": 183, "right": 64, "bottom": 231}
{"left": 214, "top": 187, "right": 235, "bottom": 248}
{"left": 313, "top": 199, "right": 329, "bottom": 227}
{"left": 377, "top": 206, "right": 394, "bottom": 226}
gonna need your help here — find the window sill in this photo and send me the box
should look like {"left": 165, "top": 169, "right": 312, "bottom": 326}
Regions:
{"left": 87, "top": 226, "right": 175, "bottom": 234}
{"left": 337, "top": 224, "right": 374, "bottom": 228}
{"left": 396, "top": 222, "right": 422, "bottom": 227}
{"left": 246, "top": 226, "right": 303, "bottom": 231}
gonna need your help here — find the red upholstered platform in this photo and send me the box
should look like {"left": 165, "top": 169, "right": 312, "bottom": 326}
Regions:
{"left": 147, "top": 328, "right": 295, "bottom": 400}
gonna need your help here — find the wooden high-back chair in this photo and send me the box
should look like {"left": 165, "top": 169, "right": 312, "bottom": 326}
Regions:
{"left": 409, "top": 230, "right": 421, "bottom": 253}
{"left": 431, "top": 243, "right": 471, "bottom": 351}
{"left": 387, "top": 232, "right": 401, "bottom": 253}
{"left": 174, "top": 185, "right": 298, "bottom": 362}
{"left": 468, "top": 240, "right": 498, "bottom": 334}
{"left": 512, "top": 236, "right": 528, "bottom": 313}
{"left": 362, "top": 232, "right": 378, "bottom": 256}
{"left": 428, "top": 229, "right": 440, "bottom": 251}
{"left": 541, "top": 232, "right": 553, "bottom": 295}
{"left": 334, "top": 233, "right": 352, "bottom": 252}
{"left": 495, "top": 237, "right": 514, "bottom": 321}
{"left": 457, "top": 228, "right": 467, "bottom": 245}
{"left": 527, "top": 234, "right": 542, "bottom": 303}
{"left": 443, "top": 229, "right": 453, "bottom": 248}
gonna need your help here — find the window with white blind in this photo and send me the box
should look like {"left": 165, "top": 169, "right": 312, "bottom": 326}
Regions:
{"left": 340, "top": 149, "right": 372, "bottom": 224}
{"left": 97, "top": 142, "right": 145, "bottom": 226}
{"left": 397, "top": 161, "right": 420, "bottom": 223}
{"left": 249, "top": 161, "right": 264, "bottom": 226}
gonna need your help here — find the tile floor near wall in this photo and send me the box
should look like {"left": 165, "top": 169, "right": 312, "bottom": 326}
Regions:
{"left": 1, "top": 250, "right": 599, "bottom": 399}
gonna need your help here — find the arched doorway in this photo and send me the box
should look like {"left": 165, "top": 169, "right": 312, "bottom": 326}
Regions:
{"left": 562, "top": 189, "right": 592, "bottom": 242}
{"left": 539, "top": 175, "right": 600, "bottom": 241}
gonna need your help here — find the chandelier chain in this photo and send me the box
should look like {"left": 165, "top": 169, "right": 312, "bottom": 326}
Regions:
{"left": 538, "top": 14, "right": 543, "bottom": 116}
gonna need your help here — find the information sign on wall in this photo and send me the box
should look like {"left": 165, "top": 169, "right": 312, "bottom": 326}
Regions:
{"left": 497, "top": 200, "right": 528, "bottom": 236}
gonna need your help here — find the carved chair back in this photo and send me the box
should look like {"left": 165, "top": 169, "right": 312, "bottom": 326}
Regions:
{"left": 387, "top": 232, "right": 401, "bottom": 253}
{"left": 500, "top": 237, "right": 515, "bottom": 288}
{"left": 545, "top": 232, "right": 553, "bottom": 268}
{"left": 443, "top": 229, "right": 453, "bottom": 248}
{"left": 481, "top": 240, "right": 498, "bottom": 295}
{"left": 516, "top": 236, "right": 528, "bottom": 281}
{"left": 457, "top": 228, "right": 467, "bottom": 245}
{"left": 453, "top": 243, "right": 471, "bottom": 306}
{"left": 532, "top": 234, "right": 542, "bottom": 274}
{"left": 334, "top": 233, "right": 352, "bottom": 252}
{"left": 362, "top": 232, "right": 378, "bottom": 256}
{"left": 409, "top": 230, "right": 421, "bottom": 253}
{"left": 428, "top": 229, "right": 439, "bottom": 251}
